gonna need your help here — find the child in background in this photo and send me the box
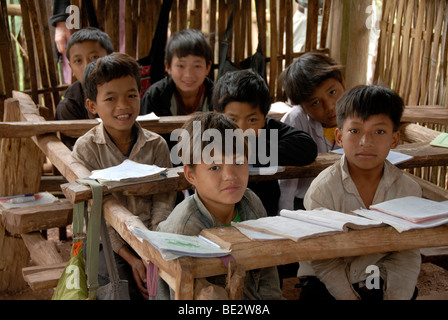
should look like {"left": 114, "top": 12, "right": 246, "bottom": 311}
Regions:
{"left": 300, "top": 85, "right": 422, "bottom": 300}
{"left": 276, "top": 52, "right": 346, "bottom": 211}
{"left": 140, "top": 29, "right": 214, "bottom": 117}
{"left": 55, "top": 27, "right": 114, "bottom": 150}
{"left": 72, "top": 53, "right": 176, "bottom": 300}
{"left": 212, "top": 69, "right": 317, "bottom": 217}
{"left": 157, "top": 112, "right": 284, "bottom": 300}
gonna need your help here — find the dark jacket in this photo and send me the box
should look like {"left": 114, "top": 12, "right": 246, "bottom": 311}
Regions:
{"left": 140, "top": 76, "right": 214, "bottom": 116}
{"left": 55, "top": 81, "right": 95, "bottom": 150}
{"left": 248, "top": 117, "right": 318, "bottom": 216}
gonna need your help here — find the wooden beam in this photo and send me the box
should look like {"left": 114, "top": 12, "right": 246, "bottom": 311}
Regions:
{"left": 61, "top": 140, "right": 448, "bottom": 204}
{"left": 1, "top": 199, "right": 73, "bottom": 235}
{"left": 1, "top": 104, "right": 445, "bottom": 139}
{"left": 21, "top": 232, "right": 65, "bottom": 265}
{"left": 22, "top": 262, "right": 67, "bottom": 291}
{"left": 0, "top": 116, "right": 189, "bottom": 138}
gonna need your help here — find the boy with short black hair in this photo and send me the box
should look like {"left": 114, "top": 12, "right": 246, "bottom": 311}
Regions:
{"left": 55, "top": 27, "right": 114, "bottom": 149}
{"left": 301, "top": 85, "right": 422, "bottom": 300}
{"left": 277, "top": 52, "right": 346, "bottom": 211}
{"left": 72, "top": 52, "right": 176, "bottom": 300}
{"left": 157, "top": 112, "right": 283, "bottom": 300}
{"left": 212, "top": 69, "right": 318, "bottom": 217}
{"left": 140, "top": 29, "right": 214, "bottom": 117}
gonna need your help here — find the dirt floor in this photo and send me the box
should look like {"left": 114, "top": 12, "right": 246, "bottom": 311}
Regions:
{"left": 1, "top": 227, "right": 448, "bottom": 300}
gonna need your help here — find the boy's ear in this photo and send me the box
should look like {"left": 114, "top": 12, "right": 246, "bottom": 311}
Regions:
{"left": 183, "top": 165, "right": 196, "bottom": 186}
{"left": 164, "top": 60, "right": 171, "bottom": 75}
{"left": 85, "top": 99, "right": 98, "bottom": 115}
{"left": 335, "top": 127, "right": 343, "bottom": 148}
{"left": 391, "top": 130, "right": 400, "bottom": 149}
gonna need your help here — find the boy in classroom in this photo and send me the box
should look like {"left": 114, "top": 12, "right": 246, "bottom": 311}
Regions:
{"left": 55, "top": 27, "right": 114, "bottom": 150}
{"left": 72, "top": 52, "right": 176, "bottom": 300}
{"left": 140, "top": 28, "right": 214, "bottom": 117}
{"left": 276, "top": 52, "right": 346, "bottom": 211}
{"left": 156, "top": 112, "right": 284, "bottom": 300}
{"left": 300, "top": 85, "right": 422, "bottom": 300}
{"left": 212, "top": 69, "right": 318, "bottom": 217}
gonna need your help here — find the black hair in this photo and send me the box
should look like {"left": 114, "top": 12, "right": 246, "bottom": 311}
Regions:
{"left": 336, "top": 85, "right": 404, "bottom": 131}
{"left": 212, "top": 69, "right": 271, "bottom": 116}
{"left": 279, "top": 52, "right": 344, "bottom": 105}
{"left": 66, "top": 27, "right": 114, "bottom": 60}
{"left": 83, "top": 52, "right": 141, "bottom": 102}
{"left": 165, "top": 29, "right": 213, "bottom": 66}
{"left": 176, "top": 112, "right": 248, "bottom": 167}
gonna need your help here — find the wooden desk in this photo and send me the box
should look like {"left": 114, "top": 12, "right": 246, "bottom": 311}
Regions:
{"left": 61, "top": 140, "right": 448, "bottom": 204}
{"left": 138, "top": 225, "right": 448, "bottom": 299}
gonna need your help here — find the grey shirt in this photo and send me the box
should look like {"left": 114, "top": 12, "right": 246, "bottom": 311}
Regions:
{"left": 156, "top": 189, "right": 284, "bottom": 300}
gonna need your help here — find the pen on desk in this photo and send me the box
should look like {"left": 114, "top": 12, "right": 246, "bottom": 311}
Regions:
{"left": 2, "top": 194, "right": 36, "bottom": 204}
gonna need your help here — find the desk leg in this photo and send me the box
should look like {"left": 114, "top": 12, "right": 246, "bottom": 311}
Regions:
{"left": 174, "top": 258, "right": 195, "bottom": 300}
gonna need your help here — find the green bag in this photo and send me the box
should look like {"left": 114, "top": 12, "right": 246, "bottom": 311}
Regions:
{"left": 52, "top": 202, "right": 88, "bottom": 300}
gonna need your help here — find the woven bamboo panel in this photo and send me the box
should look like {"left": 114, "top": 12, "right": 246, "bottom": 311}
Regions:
{"left": 1, "top": 0, "right": 332, "bottom": 112}
{"left": 374, "top": 0, "right": 448, "bottom": 188}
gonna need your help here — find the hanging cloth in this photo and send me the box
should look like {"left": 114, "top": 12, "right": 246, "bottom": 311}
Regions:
{"left": 138, "top": 0, "right": 174, "bottom": 97}
{"left": 217, "top": 0, "right": 266, "bottom": 82}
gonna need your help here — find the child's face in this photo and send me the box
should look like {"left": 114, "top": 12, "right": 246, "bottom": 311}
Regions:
{"left": 166, "top": 55, "right": 211, "bottom": 96}
{"left": 86, "top": 76, "right": 140, "bottom": 140}
{"left": 68, "top": 40, "right": 108, "bottom": 83}
{"left": 184, "top": 154, "right": 249, "bottom": 214}
{"left": 335, "top": 113, "right": 400, "bottom": 173}
{"left": 301, "top": 78, "right": 345, "bottom": 128}
{"left": 222, "top": 102, "right": 266, "bottom": 136}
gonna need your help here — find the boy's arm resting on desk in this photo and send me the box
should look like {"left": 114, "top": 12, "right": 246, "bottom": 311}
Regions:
{"left": 267, "top": 118, "right": 318, "bottom": 166}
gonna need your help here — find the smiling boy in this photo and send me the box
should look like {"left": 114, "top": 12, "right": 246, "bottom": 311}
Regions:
{"left": 300, "top": 85, "right": 422, "bottom": 300}
{"left": 140, "top": 29, "right": 214, "bottom": 117}
{"left": 72, "top": 53, "right": 176, "bottom": 300}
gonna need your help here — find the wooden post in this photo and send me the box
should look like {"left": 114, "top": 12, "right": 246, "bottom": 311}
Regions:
{"left": 0, "top": 98, "right": 44, "bottom": 293}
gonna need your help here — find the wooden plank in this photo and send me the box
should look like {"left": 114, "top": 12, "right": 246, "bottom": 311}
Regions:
{"left": 1, "top": 199, "right": 73, "bottom": 235}
{"left": 61, "top": 139, "right": 448, "bottom": 204}
{"left": 22, "top": 262, "right": 67, "bottom": 291}
{"left": 0, "top": 116, "right": 188, "bottom": 138}
{"left": 198, "top": 225, "right": 448, "bottom": 274}
{"left": 22, "top": 232, "right": 65, "bottom": 266}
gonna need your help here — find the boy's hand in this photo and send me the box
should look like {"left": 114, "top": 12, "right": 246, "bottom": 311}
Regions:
{"left": 130, "top": 258, "right": 149, "bottom": 299}
{"left": 118, "top": 246, "right": 149, "bottom": 299}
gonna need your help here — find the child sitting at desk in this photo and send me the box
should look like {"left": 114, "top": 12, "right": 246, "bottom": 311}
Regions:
{"left": 212, "top": 69, "right": 318, "bottom": 217}
{"left": 140, "top": 29, "right": 214, "bottom": 117}
{"left": 156, "top": 112, "right": 284, "bottom": 300}
{"left": 301, "top": 85, "right": 422, "bottom": 300}
{"left": 55, "top": 27, "right": 114, "bottom": 150}
{"left": 276, "top": 52, "right": 346, "bottom": 211}
{"left": 72, "top": 52, "right": 176, "bottom": 300}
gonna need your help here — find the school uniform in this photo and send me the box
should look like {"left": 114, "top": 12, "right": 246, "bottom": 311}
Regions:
{"left": 140, "top": 76, "right": 214, "bottom": 116}
{"left": 278, "top": 102, "right": 341, "bottom": 211}
{"left": 300, "top": 155, "right": 422, "bottom": 300}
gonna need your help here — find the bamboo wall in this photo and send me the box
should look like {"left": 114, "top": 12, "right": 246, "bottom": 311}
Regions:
{"left": 0, "top": 0, "right": 333, "bottom": 118}
{"left": 373, "top": 0, "right": 448, "bottom": 188}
